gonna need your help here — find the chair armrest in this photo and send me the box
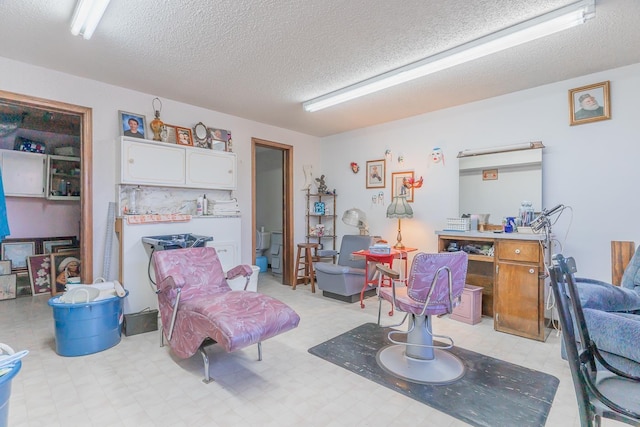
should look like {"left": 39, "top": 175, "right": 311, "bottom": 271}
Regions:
{"left": 157, "top": 274, "right": 186, "bottom": 293}
{"left": 226, "top": 264, "right": 253, "bottom": 281}
{"left": 375, "top": 263, "right": 400, "bottom": 279}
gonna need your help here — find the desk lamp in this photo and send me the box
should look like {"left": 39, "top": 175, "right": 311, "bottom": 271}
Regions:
{"left": 386, "top": 195, "right": 413, "bottom": 249}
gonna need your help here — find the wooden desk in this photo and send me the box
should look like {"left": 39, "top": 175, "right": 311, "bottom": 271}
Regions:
{"left": 352, "top": 247, "right": 417, "bottom": 309}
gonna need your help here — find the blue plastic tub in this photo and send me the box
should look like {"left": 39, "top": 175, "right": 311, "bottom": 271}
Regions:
{"left": 256, "top": 256, "right": 268, "bottom": 272}
{"left": 0, "top": 360, "right": 21, "bottom": 426}
{"left": 48, "top": 293, "right": 127, "bottom": 357}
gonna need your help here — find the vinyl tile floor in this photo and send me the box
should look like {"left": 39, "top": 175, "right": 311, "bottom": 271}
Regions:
{"left": 1, "top": 272, "right": 629, "bottom": 427}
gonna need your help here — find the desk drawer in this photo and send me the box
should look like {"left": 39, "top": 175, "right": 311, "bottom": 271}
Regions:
{"left": 498, "top": 241, "right": 539, "bottom": 263}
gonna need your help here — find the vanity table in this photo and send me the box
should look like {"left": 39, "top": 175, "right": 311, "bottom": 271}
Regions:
{"left": 437, "top": 231, "right": 548, "bottom": 341}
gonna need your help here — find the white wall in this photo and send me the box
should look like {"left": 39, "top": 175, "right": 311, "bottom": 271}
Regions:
{"left": 3, "top": 55, "right": 638, "bottom": 283}
{"left": 0, "top": 56, "right": 321, "bottom": 279}
{"left": 320, "top": 62, "right": 640, "bottom": 282}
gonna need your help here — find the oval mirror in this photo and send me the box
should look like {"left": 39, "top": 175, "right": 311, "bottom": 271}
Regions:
{"left": 193, "top": 122, "right": 208, "bottom": 141}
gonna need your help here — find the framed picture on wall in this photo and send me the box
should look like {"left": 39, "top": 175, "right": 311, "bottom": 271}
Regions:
{"left": 391, "top": 171, "right": 414, "bottom": 202}
{"left": 569, "top": 81, "right": 611, "bottom": 126}
{"left": 366, "top": 159, "right": 386, "bottom": 189}
{"left": 119, "top": 111, "right": 147, "bottom": 139}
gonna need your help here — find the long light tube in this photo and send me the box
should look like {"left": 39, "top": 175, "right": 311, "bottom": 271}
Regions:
{"left": 303, "top": 0, "right": 595, "bottom": 112}
{"left": 457, "top": 141, "right": 544, "bottom": 158}
{"left": 70, "top": 0, "right": 111, "bottom": 40}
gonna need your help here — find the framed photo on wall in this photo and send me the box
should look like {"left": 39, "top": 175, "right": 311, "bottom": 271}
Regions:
{"left": 391, "top": 171, "right": 415, "bottom": 202}
{"left": 366, "top": 159, "right": 386, "bottom": 189}
{"left": 569, "top": 81, "right": 611, "bottom": 126}
{"left": 119, "top": 111, "right": 147, "bottom": 139}
{"left": 43, "top": 238, "right": 75, "bottom": 254}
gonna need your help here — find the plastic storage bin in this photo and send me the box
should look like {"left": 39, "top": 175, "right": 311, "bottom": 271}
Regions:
{"left": 48, "top": 293, "right": 127, "bottom": 357}
{"left": 0, "top": 361, "right": 21, "bottom": 426}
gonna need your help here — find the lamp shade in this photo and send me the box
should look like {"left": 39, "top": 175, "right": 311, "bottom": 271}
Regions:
{"left": 386, "top": 196, "right": 413, "bottom": 219}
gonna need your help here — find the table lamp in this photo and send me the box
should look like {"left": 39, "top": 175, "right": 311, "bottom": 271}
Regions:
{"left": 386, "top": 195, "right": 413, "bottom": 249}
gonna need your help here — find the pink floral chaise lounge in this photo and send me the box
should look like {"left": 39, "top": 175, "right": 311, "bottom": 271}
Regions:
{"left": 152, "top": 247, "right": 300, "bottom": 383}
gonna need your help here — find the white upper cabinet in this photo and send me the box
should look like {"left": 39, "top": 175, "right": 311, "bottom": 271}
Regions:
{"left": 186, "top": 149, "right": 236, "bottom": 189}
{"left": 1, "top": 150, "right": 46, "bottom": 197}
{"left": 119, "top": 137, "right": 236, "bottom": 190}
{"left": 119, "top": 138, "right": 186, "bottom": 186}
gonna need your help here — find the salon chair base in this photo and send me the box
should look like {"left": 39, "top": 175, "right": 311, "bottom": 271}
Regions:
{"left": 322, "top": 288, "right": 376, "bottom": 303}
{"left": 376, "top": 345, "right": 465, "bottom": 385}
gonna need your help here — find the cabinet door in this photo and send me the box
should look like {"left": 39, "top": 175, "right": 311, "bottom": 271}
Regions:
{"left": 185, "top": 150, "right": 236, "bottom": 189}
{"left": 495, "top": 261, "right": 542, "bottom": 339}
{"left": 1, "top": 150, "right": 45, "bottom": 197}
{"left": 206, "top": 241, "right": 238, "bottom": 272}
{"left": 121, "top": 139, "right": 185, "bottom": 186}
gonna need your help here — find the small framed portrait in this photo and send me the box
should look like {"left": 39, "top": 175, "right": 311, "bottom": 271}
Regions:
{"left": 366, "top": 159, "right": 386, "bottom": 189}
{"left": 160, "top": 124, "right": 177, "bottom": 144}
{"left": 51, "top": 252, "right": 81, "bottom": 295}
{"left": 569, "top": 81, "right": 611, "bottom": 126}
{"left": 1, "top": 241, "right": 36, "bottom": 270}
{"left": 391, "top": 171, "right": 414, "bottom": 202}
{"left": 175, "top": 126, "right": 193, "bottom": 146}
{"left": 27, "top": 255, "right": 52, "bottom": 295}
{"left": 0, "top": 274, "right": 17, "bottom": 301}
{"left": 207, "top": 127, "right": 229, "bottom": 151}
{"left": 119, "top": 111, "right": 147, "bottom": 139}
{"left": 0, "top": 260, "right": 11, "bottom": 275}
{"left": 482, "top": 169, "right": 498, "bottom": 181}
{"left": 313, "top": 201, "right": 326, "bottom": 215}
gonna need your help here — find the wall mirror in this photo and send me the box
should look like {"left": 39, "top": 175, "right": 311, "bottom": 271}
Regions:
{"left": 458, "top": 143, "right": 543, "bottom": 225}
{"left": 192, "top": 122, "right": 209, "bottom": 148}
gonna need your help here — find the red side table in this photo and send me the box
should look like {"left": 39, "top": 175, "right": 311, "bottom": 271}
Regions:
{"left": 352, "top": 247, "right": 417, "bottom": 309}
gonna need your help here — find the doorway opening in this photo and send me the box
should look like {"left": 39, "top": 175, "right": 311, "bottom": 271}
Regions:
{"left": 252, "top": 138, "right": 293, "bottom": 286}
{"left": 0, "top": 90, "right": 93, "bottom": 281}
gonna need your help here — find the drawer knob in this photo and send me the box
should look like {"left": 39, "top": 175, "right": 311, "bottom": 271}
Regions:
{"left": 515, "top": 249, "right": 521, "bottom": 254}
{"left": 129, "top": 159, "right": 134, "bottom": 164}
{"left": 529, "top": 268, "right": 535, "bottom": 274}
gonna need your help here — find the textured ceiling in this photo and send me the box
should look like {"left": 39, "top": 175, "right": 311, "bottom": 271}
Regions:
{"left": 0, "top": 0, "right": 639, "bottom": 137}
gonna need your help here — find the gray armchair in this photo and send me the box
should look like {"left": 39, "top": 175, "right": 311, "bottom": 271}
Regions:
{"left": 315, "top": 235, "right": 374, "bottom": 302}
{"left": 565, "top": 246, "right": 640, "bottom": 377}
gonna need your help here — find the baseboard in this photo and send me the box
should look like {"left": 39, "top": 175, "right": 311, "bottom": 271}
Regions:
{"left": 322, "top": 289, "right": 376, "bottom": 303}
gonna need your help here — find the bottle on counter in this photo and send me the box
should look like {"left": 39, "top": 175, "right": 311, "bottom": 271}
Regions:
{"left": 196, "top": 196, "right": 204, "bottom": 216}
{"left": 202, "top": 194, "right": 208, "bottom": 216}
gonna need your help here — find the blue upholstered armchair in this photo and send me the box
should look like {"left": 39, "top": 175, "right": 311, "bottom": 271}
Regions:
{"left": 315, "top": 235, "right": 374, "bottom": 302}
{"left": 569, "top": 247, "right": 640, "bottom": 377}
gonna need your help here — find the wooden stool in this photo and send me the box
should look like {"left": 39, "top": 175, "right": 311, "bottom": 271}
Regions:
{"left": 294, "top": 243, "right": 319, "bottom": 292}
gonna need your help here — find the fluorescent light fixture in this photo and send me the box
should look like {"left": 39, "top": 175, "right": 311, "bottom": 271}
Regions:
{"left": 457, "top": 141, "right": 544, "bottom": 158}
{"left": 70, "top": 0, "right": 111, "bottom": 40}
{"left": 303, "top": 0, "right": 595, "bottom": 112}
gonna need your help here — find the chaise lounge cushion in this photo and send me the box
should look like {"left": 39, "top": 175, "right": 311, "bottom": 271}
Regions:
{"left": 575, "top": 278, "right": 640, "bottom": 312}
{"left": 621, "top": 245, "right": 640, "bottom": 294}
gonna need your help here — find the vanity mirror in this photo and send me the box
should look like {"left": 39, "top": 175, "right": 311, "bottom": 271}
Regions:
{"left": 458, "top": 142, "right": 543, "bottom": 225}
{"left": 192, "top": 122, "right": 210, "bottom": 149}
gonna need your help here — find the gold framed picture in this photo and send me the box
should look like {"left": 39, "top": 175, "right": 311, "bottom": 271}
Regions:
{"left": 569, "top": 81, "right": 610, "bottom": 126}
{"left": 366, "top": 159, "right": 386, "bottom": 189}
{"left": 391, "top": 171, "right": 414, "bottom": 202}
